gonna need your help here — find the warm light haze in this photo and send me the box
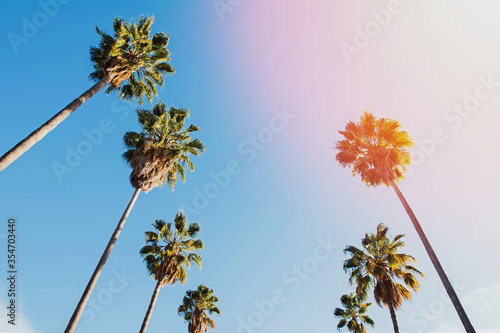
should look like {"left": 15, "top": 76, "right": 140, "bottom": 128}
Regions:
{"left": 0, "top": 1, "right": 499, "bottom": 332}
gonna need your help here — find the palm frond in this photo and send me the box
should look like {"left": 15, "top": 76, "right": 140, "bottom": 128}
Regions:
{"left": 139, "top": 212, "right": 203, "bottom": 288}
{"left": 335, "top": 111, "right": 413, "bottom": 187}
{"left": 125, "top": 102, "right": 204, "bottom": 192}
{"left": 89, "top": 15, "right": 174, "bottom": 103}
{"left": 343, "top": 224, "right": 424, "bottom": 313}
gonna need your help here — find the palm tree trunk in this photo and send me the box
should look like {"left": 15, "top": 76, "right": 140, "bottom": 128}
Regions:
{"left": 0, "top": 74, "right": 113, "bottom": 172}
{"left": 139, "top": 280, "right": 163, "bottom": 333}
{"left": 389, "top": 179, "right": 476, "bottom": 333}
{"left": 388, "top": 303, "right": 400, "bottom": 333}
{"left": 64, "top": 187, "right": 141, "bottom": 333}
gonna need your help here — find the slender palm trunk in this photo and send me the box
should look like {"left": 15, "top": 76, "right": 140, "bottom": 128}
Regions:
{"left": 389, "top": 179, "right": 476, "bottom": 333}
{"left": 388, "top": 303, "right": 400, "bottom": 333}
{"left": 188, "top": 321, "right": 200, "bottom": 333}
{"left": 190, "top": 311, "right": 202, "bottom": 333}
{"left": 0, "top": 74, "right": 113, "bottom": 172}
{"left": 65, "top": 187, "right": 141, "bottom": 333}
{"left": 139, "top": 280, "right": 162, "bottom": 333}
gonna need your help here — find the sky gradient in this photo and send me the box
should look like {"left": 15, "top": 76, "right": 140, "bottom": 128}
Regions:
{"left": 1, "top": 1, "right": 499, "bottom": 332}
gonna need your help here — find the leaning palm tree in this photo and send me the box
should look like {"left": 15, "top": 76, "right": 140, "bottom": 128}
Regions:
{"left": 0, "top": 15, "right": 175, "bottom": 172}
{"left": 334, "top": 293, "right": 374, "bottom": 333}
{"left": 139, "top": 213, "right": 204, "bottom": 333}
{"left": 64, "top": 102, "right": 204, "bottom": 333}
{"left": 344, "top": 224, "right": 423, "bottom": 333}
{"left": 178, "top": 285, "right": 221, "bottom": 333}
{"left": 335, "top": 111, "right": 476, "bottom": 333}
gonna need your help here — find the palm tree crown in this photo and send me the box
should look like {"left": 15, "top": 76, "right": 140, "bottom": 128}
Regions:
{"left": 334, "top": 293, "right": 374, "bottom": 333}
{"left": 140, "top": 212, "right": 204, "bottom": 286}
{"left": 123, "top": 101, "right": 205, "bottom": 192}
{"left": 344, "top": 224, "right": 423, "bottom": 309}
{"left": 90, "top": 15, "right": 175, "bottom": 104}
{"left": 178, "top": 285, "right": 221, "bottom": 333}
{"left": 335, "top": 111, "right": 413, "bottom": 186}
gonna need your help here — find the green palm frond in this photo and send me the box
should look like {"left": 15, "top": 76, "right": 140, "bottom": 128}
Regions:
{"left": 89, "top": 15, "right": 175, "bottom": 104}
{"left": 343, "top": 224, "right": 424, "bottom": 312}
{"left": 178, "top": 285, "right": 220, "bottom": 333}
{"left": 334, "top": 293, "right": 374, "bottom": 333}
{"left": 123, "top": 101, "right": 205, "bottom": 192}
{"left": 139, "top": 211, "right": 203, "bottom": 286}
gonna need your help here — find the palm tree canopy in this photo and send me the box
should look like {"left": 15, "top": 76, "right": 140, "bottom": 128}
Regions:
{"left": 90, "top": 15, "right": 175, "bottom": 104}
{"left": 335, "top": 111, "right": 413, "bottom": 187}
{"left": 123, "top": 101, "right": 205, "bottom": 192}
{"left": 178, "top": 285, "right": 220, "bottom": 333}
{"left": 334, "top": 293, "right": 374, "bottom": 333}
{"left": 343, "top": 224, "right": 424, "bottom": 310}
{"left": 139, "top": 212, "right": 204, "bottom": 286}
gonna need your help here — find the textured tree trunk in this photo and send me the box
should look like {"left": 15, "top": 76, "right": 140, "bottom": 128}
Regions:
{"left": 0, "top": 74, "right": 113, "bottom": 172}
{"left": 139, "top": 280, "right": 162, "bottom": 333}
{"left": 191, "top": 309, "right": 203, "bottom": 333}
{"left": 389, "top": 179, "right": 476, "bottom": 333}
{"left": 388, "top": 303, "right": 400, "bottom": 333}
{"left": 64, "top": 188, "right": 141, "bottom": 333}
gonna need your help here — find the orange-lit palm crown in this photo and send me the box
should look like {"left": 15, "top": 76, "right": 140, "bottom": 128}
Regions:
{"left": 335, "top": 111, "right": 413, "bottom": 186}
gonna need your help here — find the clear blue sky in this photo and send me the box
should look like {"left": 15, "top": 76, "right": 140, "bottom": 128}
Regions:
{"left": 1, "top": 1, "right": 499, "bottom": 332}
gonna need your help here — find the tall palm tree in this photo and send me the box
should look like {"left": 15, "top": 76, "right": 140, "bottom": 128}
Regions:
{"left": 0, "top": 15, "right": 174, "bottom": 172}
{"left": 334, "top": 293, "right": 374, "bottom": 333}
{"left": 344, "top": 224, "right": 423, "bottom": 333}
{"left": 335, "top": 111, "right": 476, "bottom": 333}
{"left": 64, "top": 101, "right": 204, "bottom": 333}
{"left": 139, "top": 213, "right": 204, "bottom": 333}
{"left": 178, "top": 285, "right": 221, "bottom": 333}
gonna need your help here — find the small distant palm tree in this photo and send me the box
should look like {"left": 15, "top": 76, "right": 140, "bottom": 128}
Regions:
{"left": 178, "top": 285, "right": 221, "bottom": 333}
{"left": 344, "top": 224, "right": 423, "bottom": 333}
{"left": 0, "top": 15, "right": 174, "bottom": 172}
{"left": 139, "top": 213, "right": 204, "bottom": 333}
{"left": 335, "top": 111, "right": 476, "bottom": 333}
{"left": 334, "top": 293, "right": 374, "bottom": 333}
{"left": 65, "top": 102, "right": 203, "bottom": 333}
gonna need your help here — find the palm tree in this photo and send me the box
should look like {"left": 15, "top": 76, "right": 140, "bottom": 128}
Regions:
{"left": 0, "top": 15, "right": 174, "bottom": 172}
{"left": 178, "top": 285, "right": 221, "bottom": 333}
{"left": 334, "top": 293, "right": 374, "bottom": 333}
{"left": 139, "top": 213, "right": 204, "bottom": 333}
{"left": 64, "top": 102, "right": 204, "bottom": 333}
{"left": 335, "top": 111, "right": 476, "bottom": 333}
{"left": 344, "top": 224, "right": 423, "bottom": 333}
